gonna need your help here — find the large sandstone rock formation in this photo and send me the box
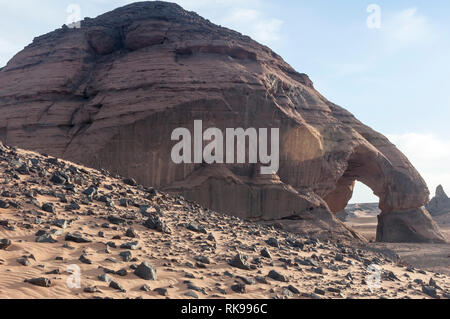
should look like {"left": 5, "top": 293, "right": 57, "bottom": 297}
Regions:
{"left": 0, "top": 1, "right": 445, "bottom": 242}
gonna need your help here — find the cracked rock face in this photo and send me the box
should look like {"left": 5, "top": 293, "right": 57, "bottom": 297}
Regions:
{"left": 0, "top": 1, "right": 445, "bottom": 243}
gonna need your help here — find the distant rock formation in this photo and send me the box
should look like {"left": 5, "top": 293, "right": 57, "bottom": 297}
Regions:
{"left": 337, "top": 203, "right": 380, "bottom": 222}
{"left": 426, "top": 185, "right": 450, "bottom": 216}
{"left": 0, "top": 1, "right": 445, "bottom": 243}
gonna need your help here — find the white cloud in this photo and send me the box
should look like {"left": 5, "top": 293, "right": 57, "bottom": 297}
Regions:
{"left": 384, "top": 7, "right": 436, "bottom": 49}
{"left": 222, "top": 8, "right": 283, "bottom": 44}
{"left": 170, "top": 0, "right": 283, "bottom": 45}
{"left": 0, "top": 38, "right": 22, "bottom": 68}
{"left": 387, "top": 133, "right": 450, "bottom": 197}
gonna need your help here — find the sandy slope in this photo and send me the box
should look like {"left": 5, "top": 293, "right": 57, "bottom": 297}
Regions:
{"left": 0, "top": 146, "right": 449, "bottom": 299}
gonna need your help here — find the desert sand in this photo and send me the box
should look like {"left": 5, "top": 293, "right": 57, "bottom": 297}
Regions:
{"left": 345, "top": 206, "right": 450, "bottom": 276}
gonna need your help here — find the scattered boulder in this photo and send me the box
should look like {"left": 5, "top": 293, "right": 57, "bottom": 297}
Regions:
{"left": 24, "top": 277, "right": 52, "bottom": 287}
{"left": 268, "top": 270, "right": 287, "bottom": 282}
{"left": 266, "top": 238, "right": 279, "bottom": 248}
{"left": 186, "top": 223, "right": 207, "bottom": 234}
{"left": 0, "top": 239, "right": 11, "bottom": 250}
{"left": 134, "top": 262, "right": 157, "bottom": 280}
{"left": 229, "top": 253, "right": 250, "bottom": 270}
{"left": 154, "top": 287, "right": 168, "bottom": 296}
{"left": 79, "top": 254, "right": 93, "bottom": 264}
{"left": 260, "top": 247, "right": 272, "bottom": 258}
{"left": 42, "top": 203, "right": 55, "bottom": 213}
{"left": 109, "top": 280, "right": 126, "bottom": 292}
{"left": 422, "top": 285, "right": 438, "bottom": 298}
{"left": 144, "top": 215, "right": 170, "bottom": 233}
{"left": 65, "top": 233, "right": 92, "bottom": 243}
{"left": 231, "top": 283, "right": 246, "bottom": 294}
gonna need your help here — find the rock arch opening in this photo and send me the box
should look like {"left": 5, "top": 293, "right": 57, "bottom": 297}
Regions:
{"left": 337, "top": 182, "right": 381, "bottom": 242}
{"left": 321, "top": 145, "right": 388, "bottom": 241}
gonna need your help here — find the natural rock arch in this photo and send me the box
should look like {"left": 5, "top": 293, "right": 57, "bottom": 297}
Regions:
{"left": 324, "top": 145, "right": 446, "bottom": 243}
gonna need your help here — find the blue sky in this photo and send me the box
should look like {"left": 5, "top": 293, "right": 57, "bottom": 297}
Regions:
{"left": 1, "top": 0, "right": 449, "bottom": 203}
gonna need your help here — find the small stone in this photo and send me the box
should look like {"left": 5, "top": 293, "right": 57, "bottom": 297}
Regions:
{"left": 231, "top": 283, "right": 246, "bottom": 294}
{"left": 82, "top": 186, "right": 97, "bottom": 198}
{"left": 53, "top": 219, "right": 68, "bottom": 229}
{"left": 65, "top": 233, "right": 92, "bottom": 243}
{"left": 119, "top": 251, "right": 132, "bottom": 262}
{"left": 84, "top": 286, "right": 101, "bottom": 293}
{"left": 141, "top": 284, "right": 151, "bottom": 292}
{"left": 0, "top": 239, "right": 11, "bottom": 250}
{"left": 134, "top": 262, "right": 157, "bottom": 280}
{"left": 42, "top": 203, "right": 55, "bottom": 213}
{"left": 98, "top": 273, "right": 113, "bottom": 283}
{"left": 327, "top": 287, "right": 341, "bottom": 293}
{"left": 123, "top": 178, "right": 137, "bottom": 186}
{"left": 194, "top": 256, "right": 211, "bottom": 264}
{"left": 24, "top": 277, "right": 51, "bottom": 287}
{"left": 229, "top": 253, "right": 250, "bottom": 270}
{"left": 65, "top": 201, "right": 81, "bottom": 211}
{"left": 185, "top": 290, "right": 199, "bottom": 299}
{"left": 287, "top": 285, "right": 300, "bottom": 294}
{"left": 186, "top": 222, "right": 207, "bottom": 234}
{"left": 79, "top": 254, "right": 93, "bottom": 264}
{"left": 109, "top": 280, "right": 126, "bottom": 292}
{"left": 268, "top": 270, "right": 287, "bottom": 282}
{"left": 314, "top": 288, "right": 326, "bottom": 295}
{"left": 0, "top": 200, "right": 9, "bottom": 209}
{"left": 266, "top": 238, "right": 279, "bottom": 248}
{"left": 120, "top": 242, "right": 139, "bottom": 250}
{"left": 144, "top": 215, "right": 170, "bottom": 233}
{"left": 50, "top": 173, "right": 65, "bottom": 185}
{"left": 17, "top": 256, "right": 32, "bottom": 266}
{"left": 422, "top": 285, "right": 437, "bottom": 298}
{"left": 45, "top": 269, "right": 60, "bottom": 275}
{"left": 115, "top": 268, "right": 128, "bottom": 277}
{"left": 125, "top": 228, "right": 138, "bottom": 238}
{"left": 108, "top": 216, "right": 126, "bottom": 226}
{"left": 260, "top": 247, "right": 272, "bottom": 258}
{"left": 255, "top": 276, "right": 268, "bottom": 284}
{"left": 36, "top": 234, "right": 58, "bottom": 243}
{"left": 154, "top": 287, "right": 168, "bottom": 296}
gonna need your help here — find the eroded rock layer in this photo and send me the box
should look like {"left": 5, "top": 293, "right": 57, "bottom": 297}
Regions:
{"left": 0, "top": 2, "right": 444, "bottom": 242}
